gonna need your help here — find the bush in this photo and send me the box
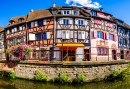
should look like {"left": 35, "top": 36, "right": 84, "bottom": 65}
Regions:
{"left": 8, "top": 73, "right": 15, "bottom": 79}
{"left": 35, "top": 70, "right": 45, "bottom": 80}
{"left": 80, "top": 73, "right": 87, "bottom": 82}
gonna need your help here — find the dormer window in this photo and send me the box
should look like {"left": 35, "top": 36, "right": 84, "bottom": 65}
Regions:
{"left": 20, "top": 19, "right": 22, "bottom": 22}
{"left": 18, "top": 18, "right": 24, "bottom": 23}
{"left": 11, "top": 22, "right": 13, "bottom": 25}
{"left": 64, "top": 10, "right": 70, "bottom": 15}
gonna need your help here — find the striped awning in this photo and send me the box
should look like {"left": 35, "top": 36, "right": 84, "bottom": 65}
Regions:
{"left": 56, "top": 43, "right": 84, "bottom": 47}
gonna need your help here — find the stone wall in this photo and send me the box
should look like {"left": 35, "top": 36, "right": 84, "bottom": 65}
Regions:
{"left": 0, "top": 60, "right": 129, "bottom": 81}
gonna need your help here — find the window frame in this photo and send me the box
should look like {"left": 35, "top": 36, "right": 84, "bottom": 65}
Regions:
{"left": 97, "top": 32, "right": 103, "bottom": 39}
{"left": 63, "top": 19, "right": 69, "bottom": 25}
{"left": 63, "top": 10, "right": 70, "bottom": 15}
{"left": 97, "top": 47, "right": 108, "bottom": 56}
{"left": 109, "top": 34, "right": 114, "bottom": 41}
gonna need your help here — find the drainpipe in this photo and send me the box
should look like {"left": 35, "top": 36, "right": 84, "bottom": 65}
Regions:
{"left": 90, "top": 11, "right": 92, "bottom": 61}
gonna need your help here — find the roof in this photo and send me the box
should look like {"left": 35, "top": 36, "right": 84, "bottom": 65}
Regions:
{"left": 0, "top": 26, "right": 4, "bottom": 32}
{"left": 28, "top": 9, "right": 52, "bottom": 21}
{"left": 7, "top": 15, "right": 28, "bottom": 26}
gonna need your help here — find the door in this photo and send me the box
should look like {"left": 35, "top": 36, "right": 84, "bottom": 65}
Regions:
{"left": 112, "top": 50, "right": 116, "bottom": 60}
{"left": 84, "top": 49, "right": 89, "bottom": 61}
{"left": 121, "top": 51, "right": 124, "bottom": 59}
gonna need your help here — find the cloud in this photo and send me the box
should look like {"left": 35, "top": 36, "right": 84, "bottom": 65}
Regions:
{"left": 65, "top": 0, "right": 101, "bottom": 8}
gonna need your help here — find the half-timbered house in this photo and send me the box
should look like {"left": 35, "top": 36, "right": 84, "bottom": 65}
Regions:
{"left": 0, "top": 26, "right": 6, "bottom": 60}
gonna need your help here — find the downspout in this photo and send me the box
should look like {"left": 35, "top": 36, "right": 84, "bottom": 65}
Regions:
{"left": 90, "top": 11, "right": 92, "bottom": 61}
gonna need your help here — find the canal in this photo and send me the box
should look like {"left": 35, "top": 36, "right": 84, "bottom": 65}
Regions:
{"left": 0, "top": 76, "right": 130, "bottom": 89}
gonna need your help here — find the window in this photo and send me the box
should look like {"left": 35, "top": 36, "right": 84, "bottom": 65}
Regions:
{"left": 118, "top": 27, "right": 121, "bottom": 32}
{"left": 36, "top": 34, "right": 42, "bottom": 40}
{"left": 0, "top": 43, "right": 1, "bottom": 48}
{"left": 29, "top": 24, "right": 31, "bottom": 29}
{"left": 91, "top": 11, "right": 97, "bottom": 16}
{"left": 64, "top": 10, "right": 70, "bottom": 15}
{"left": 78, "top": 20, "right": 83, "bottom": 25}
{"left": 123, "top": 39, "right": 126, "bottom": 45}
{"left": 17, "top": 27, "right": 20, "bottom": 31}
{"left": 63, "top": 19, "right": 69, "bottom": 24}
{"left": 97, "top": 32, "right": 103, "bottom": 39}
{"left": 0, "top": 54, "right": 2, "bottom": 59}
{"left": 123, "top": 29, "right": 126, "bottom": 34}
{"left": 0, "top": 35, "right": 1, "bottom": 39}
{"left": 18, "top": 38, "right": 22, "bottom": 42}
{"left": 44, "top": 33, "right": 47, "bottom": 39}
{"left": 11, "top": 21, "right": 13, "bottom": 25}
{"left": 11, "top": 39, "right": 15, "bottom": 44}
{"left": 109, "top": 34, "right": 113, "bottom": 40}
{"left": 20, "top": 19, "right": 22, "bottom": 22}
{"left": 97, "top": 47, "right": 108, "bottom": 55}
{"left": 39, "top": 21, "right": 43, "bottom": 26}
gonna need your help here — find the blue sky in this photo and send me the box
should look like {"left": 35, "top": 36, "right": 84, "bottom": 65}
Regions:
{"left": 0, "top": 0, "right": 130, "bottom": 28}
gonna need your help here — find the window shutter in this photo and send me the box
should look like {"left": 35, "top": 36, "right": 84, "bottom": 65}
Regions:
{"left": 7, "top": 30, "right": 9, "bottom": 34}
{"left": 75, "top": 18, "right": 78, "bottom": 24}
{"left": 84, "top": 20, "right": 88, "bottom": 25}
{"left": 66, "top": 30, "right": 70, "bottom": 39}
{"left": 77, "top": 11, "right": 79, "bottom": 15}
{"left": 12, "top": 28, "right": 14, "bottom": 33}
{"left": 14, "top": 28, "right": 17, "bottom": 32}
{"left": 114, "top": 34, "right": 117, "bottom": 41}
{"left": 82, "top": 31, "right": 85, "bottom": 39}
{"left": 86, "top": 32, "right": 88, "bottom": 39}
{"left": 19, "top": 26, "right": 22, "bottom": 31}
{"left": 106, "top": 32, "right": 109, "bottom": 40}
{"left": 72, "top": 10, "right": 74, "bottom": 15}
{"left": 35, "top": 21, "right": 38, "bottom": 27}
{"left": 29, "top": 34, "right": 35, "bottom": 40}
{"left": 30, "top": 22, "right": 33, "bottom": 28}
{"left": 78, "top": 31, "right": 82, "bottom": 39}
{"left": 70, "top": 31, "right": 73, "bottom": 38}
{"left": 69, "top": 18, "right": 73, "bottom": 24}
{"left": 93, "top": 30, "right": 97, "bottom": 38}
{"left": 59, "top": 18, "right": 63, "bottom": 24}
{"left": 103, "top": 32, "right": 106, "bottom": 39}
{"left": 47, "top": 32, "right": 50, "bottom": 39}
{"left": 43, "top": 19, "right": 46, "bottom": 25}
{"left": 61, "top": 10, "right": 64, "bottom": 15}
{"left": 62, "top": 30, "right": 66, "bottom": 39}
{"left": 69, "top": 10, "right": 71, "bottom": 15}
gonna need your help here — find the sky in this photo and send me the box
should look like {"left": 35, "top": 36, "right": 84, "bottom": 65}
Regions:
{"left": 0, "top": 0, "right": 130, "bottom": 28}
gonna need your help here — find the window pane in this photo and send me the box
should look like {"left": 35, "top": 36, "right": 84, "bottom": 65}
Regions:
{"left": 63, "top": 19, "right": 66, "bottom": 24}
{"left": 104, "top": 48, "right": 107, "bottom": 54}
{"left": 21, "top": 38, "right": 22, "bottom": 42}
{"left": 98, "top": 48, "right": 100, "bottom": 54}
{"left": 64, "top": 11, "right": 66, "bottom": 14}
{"left": 81, "top": 20, "right": 83, "bottom": 25}
{"left": 44, "top": 33, "right": 47, "bottom": 39}
{"left": 100, "top": 32, "right": 102, "bottom": 38}
{"left": 67, "top": 11, "right": 69, "bottom": 14}
{"left": 97, "top": 32, "right": 99, "bottom": 38}
{"left": 101, "top": 48, "right": 103, "bottom": 54}
{"left": 36, "top": 35, "right": 39, "bottom": 40}
{"left": 66, "top": 19, "right": 69, "bottom": 24}
{"left": 78, "top": 20, "right": 80, "bottom": 25}
{"left": 39, "top": 34, "right": 41, "bottom": 40}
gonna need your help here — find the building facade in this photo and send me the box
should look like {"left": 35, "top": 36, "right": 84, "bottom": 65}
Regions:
{"left": 5, "top": 4, "right": 130, "bottom": 61}
{"left": 0, "top": 26, "right": 6, "bottom": 60}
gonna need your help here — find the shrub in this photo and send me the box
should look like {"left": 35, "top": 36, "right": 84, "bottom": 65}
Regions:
{"left": 80, "top": 73, "right": 87, "bottom": 82}
{"left": 61, "top": 73, "right": 68, "bottom": 82}
{"left": 35, "top": 70, "right": 45, "bottom": 80}
{"left": 8, "top": 73, "right": 15, "bottom": 79}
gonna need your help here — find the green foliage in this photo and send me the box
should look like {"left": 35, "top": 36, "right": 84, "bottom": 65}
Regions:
{"left": 35, "top": 70, "right": 45, "bottom": 80}
{"left": 8, "top": 73, "right": 15, "bottom": 79}
{"left": 56, "top": 75, "right": 62, "bottom": 82}
{"left": 10, "top": 44, "right": 14, "bottom": 47}
{"left": 51, "top": 78, "right": 55, "bottom": 82}
{"left": 80, "top": 73, "right": 87, "bottom": 82}
{"left": 112, "top": 69, "right": 121, "bottom": 77}
{"left": 73, "top": 76, "right": 80, "bottom": 83}
{"left": 43, "top": 75, "right": 49, "bottom": 82}
{"left": 61, "top": 73, "right": 68, "bottom": 82}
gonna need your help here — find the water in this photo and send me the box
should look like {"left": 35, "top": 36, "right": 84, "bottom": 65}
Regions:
{"left": 0, "top": 77, "right": 130, "bottom": 89}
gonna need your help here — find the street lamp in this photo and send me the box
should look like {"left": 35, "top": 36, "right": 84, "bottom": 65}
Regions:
{"left": 51, "top": 3, "right": 58, "bottom": 61}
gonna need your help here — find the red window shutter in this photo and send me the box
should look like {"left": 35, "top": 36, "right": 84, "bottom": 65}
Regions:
{"left": 106, "top": 32, "right": 109, "bottom": 40}
{"left": 114, "top": 35, "right": 117, "bottom": 41}
{"left": 93, "top": 30, "right": 97, "bottom": 38}
{"left": 103, "top": 32, "right": 106, "bottom": 39}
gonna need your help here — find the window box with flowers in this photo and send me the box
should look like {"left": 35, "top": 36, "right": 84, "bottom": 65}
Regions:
{"left": 6, "top": 44, "right": 32, "bottom": 60}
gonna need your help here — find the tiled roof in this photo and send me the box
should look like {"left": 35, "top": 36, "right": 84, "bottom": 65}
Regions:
{"left": 0, "top": 26, "right": 4, "bottom": 32}
{"left": 7, "top": 15, "right": 28, "bottom": 26}
{"left": 28, "top": 9, "right": 52, "bottom": 21}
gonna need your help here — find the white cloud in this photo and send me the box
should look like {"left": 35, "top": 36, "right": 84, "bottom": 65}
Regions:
{"left": 65, "top": 0, "right": 101, "bottom": 8}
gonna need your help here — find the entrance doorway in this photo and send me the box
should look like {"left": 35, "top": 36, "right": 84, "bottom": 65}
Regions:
{"left": 121, "top": 50, "right": 124, "bottom": 59}
{"left": 62, "top": 47, "right": 76, "bottom": 61}
{"left": 112, "top": 50, "right": 116, "bottom": 60}
{"left": 84, "top": 49, "right": 89, "bottom": 61}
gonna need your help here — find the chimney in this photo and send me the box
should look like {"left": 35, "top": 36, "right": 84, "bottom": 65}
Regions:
{"left": 100, "top": 8, "right": 103, "bottom": 12}
{"left": 53, "top": 3, "right": 56, "bottom": 7}
{"left": 31, "top": 9, "right": 34, "bottom": 12}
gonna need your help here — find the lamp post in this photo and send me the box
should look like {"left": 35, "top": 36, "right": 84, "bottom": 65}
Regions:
{"left": 51, "top": 3, "right": 58, "bottom": 61}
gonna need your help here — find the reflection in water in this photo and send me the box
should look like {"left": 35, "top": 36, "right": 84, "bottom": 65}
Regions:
{"left": 0, "top": 76, "right": 130, "bottom": 89}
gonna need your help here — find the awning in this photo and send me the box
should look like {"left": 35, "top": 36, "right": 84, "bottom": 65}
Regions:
{"left": 56, "top": 43, "right": 84, "bottom": 47}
